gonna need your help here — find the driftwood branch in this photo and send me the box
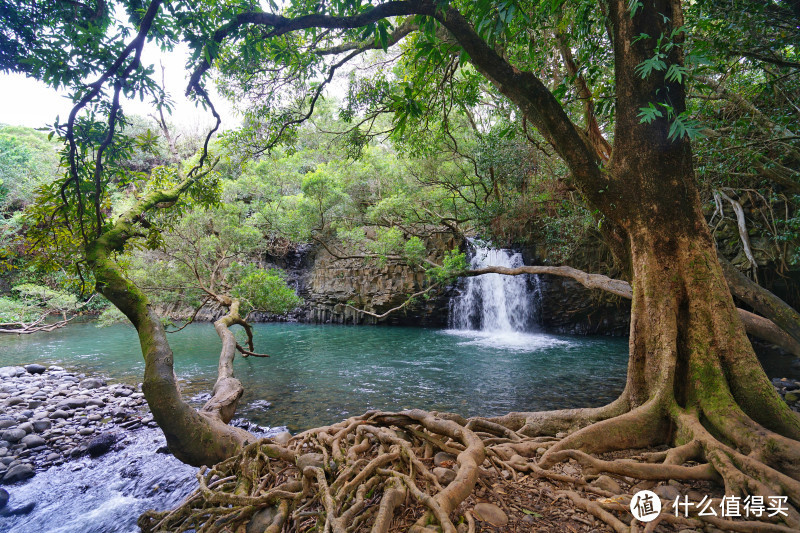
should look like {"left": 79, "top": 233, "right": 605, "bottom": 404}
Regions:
{"left": 463, "top": 265, "right": 633, "bottom": 299}
{"left": 464, "top": 264, "right": 800, "bottom": 356}
{"left": 716, "top": 190, "right": 758, "bottom": 278}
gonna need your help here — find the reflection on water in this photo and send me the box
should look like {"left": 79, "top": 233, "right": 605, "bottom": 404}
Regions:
{"left": 0, "top": 322, "right": 630, "bottom": 432}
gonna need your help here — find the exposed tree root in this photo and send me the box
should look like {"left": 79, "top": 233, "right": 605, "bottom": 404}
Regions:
{"left": 139, "top": 402, "right": 800, "bottom": 533}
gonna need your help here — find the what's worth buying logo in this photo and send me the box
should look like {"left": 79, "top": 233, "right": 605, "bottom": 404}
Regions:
{"left": 628, "top": 489, "right": 790, "bottom": 522}
{"left": 630, "top": 490, "right": 662, "bottom": 522}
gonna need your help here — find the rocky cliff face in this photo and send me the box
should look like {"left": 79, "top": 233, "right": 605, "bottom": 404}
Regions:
{"left": 292, "top": 235, "right": 457, "bottom": 326}
{"left": 152, "top": 234, "right": 631, "bottom": 335}
{"left": 536, "top": 275, "right": 630, "bottom": 336}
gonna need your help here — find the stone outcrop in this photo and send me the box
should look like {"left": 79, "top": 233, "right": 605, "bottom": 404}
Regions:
{"left": 295, "top": 235, "right": 457, "bottom": 326}
{"left": 536, "top": 275, "right": 631, "bottom": 336}
{"left": 151, "top": 232, "right": 633, "bottom": 335}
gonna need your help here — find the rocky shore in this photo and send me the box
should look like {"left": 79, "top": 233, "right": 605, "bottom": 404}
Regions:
{"left": 773, "top": 376, "right": 800, "bottom": 412}
{"left": 0, "top": 364, "right": 156, "bottom": 486}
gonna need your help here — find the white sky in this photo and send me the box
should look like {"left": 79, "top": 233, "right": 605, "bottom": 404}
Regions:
{"left": 0, "top": 43, "right": 236, "bottom": 131}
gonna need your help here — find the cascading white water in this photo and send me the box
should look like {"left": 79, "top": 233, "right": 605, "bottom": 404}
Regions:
{"left": 449, "top": 243, "right": 538, "bottom": 333}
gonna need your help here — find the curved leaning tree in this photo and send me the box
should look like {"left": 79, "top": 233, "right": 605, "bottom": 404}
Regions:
{"left": 3, "top": 0, "right": 300, "bottom": 466}
{"left": 4, "top": 0, "right": 800, "bottom": 531}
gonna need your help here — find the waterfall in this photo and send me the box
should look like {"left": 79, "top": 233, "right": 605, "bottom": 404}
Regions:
{"left": 449, "top": 243, "right": 538, "bottom": 333}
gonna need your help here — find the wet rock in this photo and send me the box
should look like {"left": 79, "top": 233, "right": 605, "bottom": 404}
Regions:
{"left": 433, "top": 466, "right": 456, "bottom": 485}
{"left": 2, "top": 463, "right": 34, "bottom": 483}
{"left": 0, "top": 501, "right": 35, "bottom": 516}
{"left": 271, "top": 431, "right": 292, "bottom": 445}
{"left": 87, "top": 432, "right": 118, "bottom": 457}
{"left": 0, "top": 487, "right": 7, "bottom": 508}
{"left": 433, "top": 451, "right": 456, "bottom": 467}
{"left": 246, "top": 505, "right": 279, "bottom": 533}
{"left": 473, "top": 502, "right": 508, "bottom": 527}
{"left": 1, "top": 429, "right": 26, "bottom": 443}
{"left": 79, "top": 378, "right": 104, "bottom": 389}
{"left": 32, "top": 420, "right": 51, "bottom": 433}
{"left": 592, "top": 475, "right": 621, "bottom": 493}
{"left": 24, "top": 364, "right": 46, "bottom": 375}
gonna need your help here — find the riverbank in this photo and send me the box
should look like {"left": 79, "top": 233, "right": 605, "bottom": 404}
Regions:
{"left": 0, "top": 364, "right": 154, "bottom": 487}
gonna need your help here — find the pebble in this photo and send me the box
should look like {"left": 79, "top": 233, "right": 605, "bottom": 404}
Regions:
{"left": 1, "top": 429, "right": 26, "bottom": 443}
{"left": 32, "top": 420, "right": 51, "bottom": 432}
{"left": 592, "top": 474, "right": 621, "bottom": 493}
{"left": 2, "top": 464, "right": 34, "bottom": 483}
{"left": 433, "top": 451, "right": 456, "bottom": 467}
{"left": 654, "top": 483, "right": 681, "bottom": 501}
{"left": 433, "top": 466, "right": 456, "bottom": 485}
{"left": 473, "top": 502, "right": 508, "bottom": 527}
{"left": 0, "top": 365, "right": 150, "bottom": 484}
{"left": 20, "top": 434, "right": 46, "bottom": 448}
{"left": 80, "top": 378, "right": 104, "bottom": 389}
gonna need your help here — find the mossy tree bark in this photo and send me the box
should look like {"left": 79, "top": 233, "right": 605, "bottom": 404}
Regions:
{"left": 86, "top": 178, "right": 255, "bottom": 467}
{"left": 484, "top": 1, "right": 800, "bottom": 523}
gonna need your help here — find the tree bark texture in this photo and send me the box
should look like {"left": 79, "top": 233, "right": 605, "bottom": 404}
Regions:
{"left": 86, "top": 184, "right": 253, "bottom": 467}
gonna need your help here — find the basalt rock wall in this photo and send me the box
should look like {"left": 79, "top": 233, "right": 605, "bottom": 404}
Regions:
{"left": 295, "top": 235, "right": 457, "bottom": 327}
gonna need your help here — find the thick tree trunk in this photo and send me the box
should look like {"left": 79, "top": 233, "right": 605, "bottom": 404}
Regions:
{"left": 599, "top": 0, "right": 800, "bottom": 438}
{"left": 86, "top": 186, "right": 253, "bottom": 467}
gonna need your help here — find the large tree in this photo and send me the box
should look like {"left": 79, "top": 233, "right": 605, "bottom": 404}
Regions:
{"left": 186, "top": 0, "right": 800, "bottom": 488}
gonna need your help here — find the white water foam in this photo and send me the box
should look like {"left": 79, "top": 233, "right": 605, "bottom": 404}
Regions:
{"left": 442, "top": 328, "right": 570, "bottom": 351}
{"left": 448, "top": 242, "right": 571, "bottom": 350}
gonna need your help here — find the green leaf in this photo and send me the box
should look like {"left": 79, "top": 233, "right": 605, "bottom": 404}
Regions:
{"left": 637, "top": 103, "right": 663, "bottom": 124}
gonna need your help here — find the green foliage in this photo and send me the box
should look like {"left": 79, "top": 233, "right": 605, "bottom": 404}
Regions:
{"left": 403, "top": 236, "right": 426, "bottom": 266}
{"left": 427, "top": 250, "right": 468, "bottom": 284}
{"left": 0, "top": 283, "right": 79, "bottom": 323}
{"left": 0, "top": 126, "right": 60, "bottom": 211}
{"left": 231, "top": 267, "right": 302, "bottom": 316}
{"left": 96, "top": 306, "right": 128, "bottom": 327}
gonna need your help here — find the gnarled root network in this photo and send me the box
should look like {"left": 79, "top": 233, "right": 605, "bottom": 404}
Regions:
{"left": 139, "top": 405, "right": 800, "bottom": 533}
